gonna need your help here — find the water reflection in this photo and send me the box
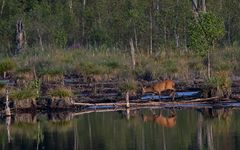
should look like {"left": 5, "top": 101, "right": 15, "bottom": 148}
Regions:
{"left": 195, "top": 108, "right": 233, "bottom": 150}
{"left": 0, "top": 107, "right": 239, "bottom": 150}
{"left": 142, "top": 110, "right": 176, "bottom": 128}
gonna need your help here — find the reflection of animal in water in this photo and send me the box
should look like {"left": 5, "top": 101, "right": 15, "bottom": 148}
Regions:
{"left": 142, "top": 80, "right": 176, "bottom": 99}
{"left": 143, "top": 111, "right": 176, "bottom": 128}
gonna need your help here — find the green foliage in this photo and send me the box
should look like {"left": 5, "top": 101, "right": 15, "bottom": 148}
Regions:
{"left": 48, "top": 87, "right": 73, "bottom": 98}
{"left": 54, "top": 30, "right": 67, "bottom": 48}
{"left": 205, "top": 71, "right": 231, "bottom": 96}
{"left": 162, "top": 59, "right": 178, "bottom": 75}
{"left": 188, "top": 12, "right": 225, "bottom": 56}
{"left": 119, "top": 80, "right": 137, "bottom": 92}
{"left": 40, "top": 67, "right": 64, "bottom": 77}
{"left": 0, "top": 59, "right": 16, "bottom": 73}
{"left": 10, "top": 88, "right": 39, "bottom": 101}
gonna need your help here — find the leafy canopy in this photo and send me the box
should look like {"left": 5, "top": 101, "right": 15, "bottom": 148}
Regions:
{"left": 188, "top": 12, "right": 225, "bottom": 56}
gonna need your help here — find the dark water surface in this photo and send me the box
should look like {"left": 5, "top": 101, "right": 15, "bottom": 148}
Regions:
{"left": 0, "top": 107, "right": 240, "bottom": 150}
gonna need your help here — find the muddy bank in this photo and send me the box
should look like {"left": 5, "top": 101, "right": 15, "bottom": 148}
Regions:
{"left": 1, "top": 73, "right": 240, "bottom": 112}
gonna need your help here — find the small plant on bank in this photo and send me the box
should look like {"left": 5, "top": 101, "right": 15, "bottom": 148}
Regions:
{"left": 48, "top": 87, "right": 73, "bottom": 99}
{"left": 204, "top": 71, "right": 231, "bottom": 97}
{"left": 0, "top": 82, "right": 6, "bottom": 96}
{"left": 119, "top": 79, "right": 137, "bottom": 94}
{"left": 15, "top": 67, "right": 36, "bottom": 87}
{"left": 0, "top": 58, "right": 16, "bottom": 78}
{"left": 40, "top": 67, "right": 64, "bottom": 82}
{"left": 10, "top": 88, "right": 39, "bottom": 101}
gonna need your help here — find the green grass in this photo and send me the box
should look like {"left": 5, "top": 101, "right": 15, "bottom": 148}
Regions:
{"left": 10, "top": 88, "right": 39, "bottom": 101}
{"left": 48, "top": 87, "right": 73, "bottom": 98}
{"left": 0, "top": 46, "right": 239, "bottom": 83}
{"left": 0, "top": 58, "right": 16, "bottom": 74}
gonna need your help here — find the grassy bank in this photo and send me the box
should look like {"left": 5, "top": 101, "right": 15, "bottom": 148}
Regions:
{"left": 0, "top": 46, "right": 239, "bottom": 102}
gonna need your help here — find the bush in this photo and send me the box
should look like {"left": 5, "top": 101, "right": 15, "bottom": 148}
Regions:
{"left": 10, "top": 88, "right": 39, "bottom": 101}
{"left": 205, "top": 71, "right": 231, "bottom": 97}
{"left": 0, "top": 58, "right": 16, "bottom": 74}
{"left": 119, "top": 80, "right": 137, "bottom": 93}
{"left": 48, "top": 87, "right": 73, "bottom": 98}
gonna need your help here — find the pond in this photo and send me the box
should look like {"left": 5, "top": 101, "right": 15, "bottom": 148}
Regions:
{"left": 0, "top": 107, "right": 240, "bottom": 150}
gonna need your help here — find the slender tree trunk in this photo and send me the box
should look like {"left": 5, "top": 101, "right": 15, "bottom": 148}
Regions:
{"left": 184, "top": 17, "right": 188, "bottom": 51}
{"left": 5, "top": 90, "right": 11, "bottom": 116}
{"left": 228, "top": 16, "right": 231, "bottom": 45}
{"left": 219, "top": 0, "right": 223, "bottom": 10}
{"left": 174, "top": 0, "right": 179, "bottom": 48}
{"left": 37, "top": 29, "right": 44, "bottom": 51}
{"left": 201, "top": 0, "right": 206, "bottom": 12}
{"left": 192, "top": 0, "right": 198, "bottom": 18}
{"left": 129, "top": 39, "right": 136, "bottom": 70}
{"left": 133, "top": 24, "right": 138, "bottom": 51}
{"left": 0, "top": 0, "right": 5, "bottom": 17}
{"left": 16, "top": 19, "right": 25, "bottom": 53}
{"left": 149, "top": 7, "right": 153, "bottom": 55}
{"left": 82, "top": 0, "right": 86, "bottom": 45}
{"left": 126, "top": 91, "right": 130, "bottom": 108}
{"left": 3, "top": 71, "right": 6, "bottom": 79}
{"left": 69, "top": 0, "right": 73, "bottom": 14}
{"left": 207, "top": 50, "right": 211, "bottom": 78}
{"left": 164, "top": 16, "right": 167, "bottom": 47}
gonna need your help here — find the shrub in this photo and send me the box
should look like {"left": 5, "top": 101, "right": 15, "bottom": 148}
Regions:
{"left": 0, "top": 58, "right": 16, "bottom": 74}
{"left": 10, "top": 88, "right": 39, "bottom": 101}
{"left": 48, "top": 87, "right": 73, "bottom": 98}
{"left": 205, "top": 71, "right": 231, "bottom": 97}
{"left": 119, "top": 80, "right": 137, "bottom": 93}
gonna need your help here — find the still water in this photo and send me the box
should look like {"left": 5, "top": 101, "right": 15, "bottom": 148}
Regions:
{"left": 0, "top": 107, "right": 239, "bottom": 150}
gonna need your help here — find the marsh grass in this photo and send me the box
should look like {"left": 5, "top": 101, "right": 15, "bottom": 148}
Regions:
{"left": 10, "top": 88, "right": 39, "bottom": 101}
{"left": 0, "top": 58, "right": 16, "bottom": 77}
{"left": 119, "top": 79, "right": 137, "bottom": 93}
{"left": 48, "top": 87, "right": 73, "bottom": 99}
{"left": 205, "top": 71, "right": 231, "bottom": 97}
{"left": 2, "top": 46, "right": 240, "bottom": 85}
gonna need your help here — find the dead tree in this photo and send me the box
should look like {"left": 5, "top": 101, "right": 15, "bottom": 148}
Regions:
{"left": 129, "top": 38, "right": 136, "bottom": 70}
{"left": 16, "top": 19, "right": 26, "bottom": 53}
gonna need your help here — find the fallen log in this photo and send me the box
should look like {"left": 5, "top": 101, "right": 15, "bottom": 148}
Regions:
{"left": 72, "top": 96, "right": 228, "bottom": 107}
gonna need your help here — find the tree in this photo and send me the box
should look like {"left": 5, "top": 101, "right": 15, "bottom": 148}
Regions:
{"left": 188, "top": 12, "right": 225, "bottom": 78}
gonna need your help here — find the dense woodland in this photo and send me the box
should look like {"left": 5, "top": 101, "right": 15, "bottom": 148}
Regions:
{"left": 0, "top": 0, "right": 239, "bottom": 52}
{"left": 1, "top": 0, "right": 240, "bottom": 103}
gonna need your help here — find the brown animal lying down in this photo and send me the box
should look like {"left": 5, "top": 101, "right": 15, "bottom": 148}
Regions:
{"left": 142, "top": 80, "right": 176, "bottom": 99}
{"left": 143, "top": 113, "right": 176, "bottom": 128}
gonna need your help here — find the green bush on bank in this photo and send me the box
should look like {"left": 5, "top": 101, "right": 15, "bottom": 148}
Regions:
{"left": 0, "top": 58, "right": 16, "bottom": 74}
{"left": 48, "top": 87, "right": 73, "bottom": 98}
{"left": 10, "top": 88, "right": 39, "bottom": 101}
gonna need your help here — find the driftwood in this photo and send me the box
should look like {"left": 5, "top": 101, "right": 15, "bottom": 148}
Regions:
{"left": 72, "top": 96, "right": 233, "bottom": 107}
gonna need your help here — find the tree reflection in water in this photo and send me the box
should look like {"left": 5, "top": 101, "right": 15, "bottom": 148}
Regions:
{"left": 0, "top": 107, "right": 238, "bottom": 150}
{"left": 196, "top": 108, "right": 233, "bottom": 150}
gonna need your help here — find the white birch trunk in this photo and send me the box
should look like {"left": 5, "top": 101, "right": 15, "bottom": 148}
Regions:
{"left": 129, "top": 39, "right": 136, "bottom": 70}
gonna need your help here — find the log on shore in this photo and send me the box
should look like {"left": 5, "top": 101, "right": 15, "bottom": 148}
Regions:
{"left": 72, "top": 96, "right": 233, "bottom": 107}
